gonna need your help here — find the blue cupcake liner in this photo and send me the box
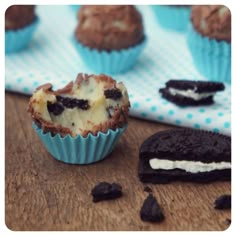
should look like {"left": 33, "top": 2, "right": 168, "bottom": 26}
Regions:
{"left": 151, "top": 5, "right": 191, "bottom": 32}
{"left": 72, "top": 37, "right": 147, "bottom": 74}
{"left": 187, "top": 24, "right": 231, "bottom": 83}
{"left": 69, "top": 5, "right": 81, "bottom": 12}
{"left": 33, "top": 123, "right": 127, "bottom": 164}
{"left": 5, "top": 16, "right": 39, "bottom": 54}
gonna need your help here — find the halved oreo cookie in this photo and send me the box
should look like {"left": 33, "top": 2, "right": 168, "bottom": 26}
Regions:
{"left": 138, "top": 129, "right": 231, "bottom": 184}
{"left": 159, "top": 80, "right": 225, "bottom": 106}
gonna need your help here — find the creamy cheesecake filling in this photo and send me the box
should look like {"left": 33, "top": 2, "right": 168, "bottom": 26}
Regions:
{"left": 168, "top": 87, "right": 215, "bottom": 101}
{"left": 30, "top": 76, "right": 129, "bottom": 136}
{"left": 149, "top": 158, "right": 231, "bottom": 173}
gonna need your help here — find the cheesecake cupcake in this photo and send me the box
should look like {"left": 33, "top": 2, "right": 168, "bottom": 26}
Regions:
{"left": 28, "top": 73, "right": 130, "bottom": 164}
{"left": 187, "top": 5, "right": 231, "bottom": 83}
{"left": 151, "top": 5, "right": 191, "bottom": 32}
{"left": 73, "top": 5, "right": 146, "bottom": 74}
{"left": 5, "top": 5, "right": 39, "bottom": 53}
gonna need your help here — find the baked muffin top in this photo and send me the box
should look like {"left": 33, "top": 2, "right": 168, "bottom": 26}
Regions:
{"left": 28, "top": 73, "right": 130, "bottom": 137}
{"left": 75, "top": 5, "right": 144, "bottom": 50}
{"left": 5, "top": 5, "right": 36, "bottom": 30}
{"left": 191, "top": 5, "right": 231, "bottom": 42}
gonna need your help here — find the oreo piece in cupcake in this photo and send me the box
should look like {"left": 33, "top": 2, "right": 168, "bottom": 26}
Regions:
{"left": 5, "top": 5, "right": 39, "bottom": 53}
{"left": 159, "top": 80, "right": 225, "bottom": 106}
{"left": 187, "top": 5, "right": 231, "bottom": 83}
{"left": 138, "top": 129, "right": 231, "bottom": 184}
{"left": 73, "top": 5, "right": 146, "bottom": 74}
{"left": 28, "top": 73, "right": 130, "bottom": 164}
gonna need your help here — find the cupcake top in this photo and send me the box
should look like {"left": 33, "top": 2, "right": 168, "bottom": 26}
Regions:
{"left": 75, "top": 5, "right": 144, "bottom": 50}
{"left": 191, "top": 5, "right": 231, "bottom": 42}
{"left": 5, "top": 5, "right": 36, "bottom": 30}
{"left": 28, "top": 73, "right": 130, "bottom": 137}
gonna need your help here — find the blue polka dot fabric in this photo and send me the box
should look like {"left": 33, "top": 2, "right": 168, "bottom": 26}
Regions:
{"left": 5, "top": 5, "right": 231, "bottom": 136}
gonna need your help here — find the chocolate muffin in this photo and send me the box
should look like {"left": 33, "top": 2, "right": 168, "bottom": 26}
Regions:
{"left": 191, "top": 5, "right": 231, "bottom": 42}
{"left": 5, "top": 5, "right": 36, "bottom": 31}
{"left": 75, "top": 5, "right": 144, "bottom": 51}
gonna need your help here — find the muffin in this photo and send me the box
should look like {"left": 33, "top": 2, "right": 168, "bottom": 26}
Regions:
{"left": 187, "top": 5, "right": 231, "bottom": 83}
{"left": 73, "top": 5, "right": 146, "bottom": 74}
{"left": 151, "top": 5, "right": 191, "bottom": 32}
{"left": 28, "top": 73, "right": 130, "bottom": 164}
{"left": 5, "top": 5, "right": 39, "bottom": 53}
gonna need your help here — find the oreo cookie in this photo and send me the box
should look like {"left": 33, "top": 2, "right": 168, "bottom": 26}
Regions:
{"left": 91, "top": 182, "right": 122, "bottom": 202}
{"left": 138, "top": 129, "right": 231, "bottom": 184}
{"left": 214, "top": 194, "right": 231, "bottom": 210}
{"left": 140, "top": 194, "right": 165, "bottom": 223}
{"left": 159, "top": 80, "right": 225, "bottom": 106}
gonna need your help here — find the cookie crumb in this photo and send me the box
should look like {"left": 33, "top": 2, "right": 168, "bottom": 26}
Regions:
{"left": 104, "top": 88, "right": 122, "bottom": 100}
{"left": 143, "top": 186, "right": 152, "bottom": 193}
{"left": 225, "top": 218, "right": 231, "bottom": 225}
{"left": 214, "top": 194, "right": 231, "bottom": 210}
{"left": 140, "top": 194, "right": 165, "bottom": 223}
{"left": 91, "top": 182, "right": 122, "bottom": 203}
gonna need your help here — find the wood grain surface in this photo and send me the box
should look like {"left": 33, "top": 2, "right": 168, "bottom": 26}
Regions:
{"left": 5, "top": 92, "right": 231, "bottom": 231}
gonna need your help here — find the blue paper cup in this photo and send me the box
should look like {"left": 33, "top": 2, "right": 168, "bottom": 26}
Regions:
{"left": 5, "top": 16, "right": 39, "bottom": 54}
{"left": 187, "top": 24, "right": 231, "bottom": 83}
{"left": 72, "top": 37, "right": 147, "bottom": 74}
{"left": 69, "top": 5, "right": 81, "bottom": 12}
{"left": 151, "top": 5, "right": 191, "bottom": 32}
{"left": 33, "top": 123, "right": 127, "bottom": 164}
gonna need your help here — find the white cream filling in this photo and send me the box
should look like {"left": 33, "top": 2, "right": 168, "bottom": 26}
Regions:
{"left": 168, "top": 87, "right": 215, "bottom": 101}
{"left": 149, "top": 158, "right": 231, "bottom": 173}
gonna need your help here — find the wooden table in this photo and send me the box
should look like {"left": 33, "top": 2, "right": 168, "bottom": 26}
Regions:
{"left": 5, "top": 92, "right": 231, "bottom": 231}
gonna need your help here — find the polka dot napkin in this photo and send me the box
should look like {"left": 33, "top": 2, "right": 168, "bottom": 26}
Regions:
{"left": 5, "top": 5, "right": 231, "bottom": 136}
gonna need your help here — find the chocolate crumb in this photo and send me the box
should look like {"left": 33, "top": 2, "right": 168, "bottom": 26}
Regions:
{"left": 143, "top": 186, "right": 152, "bottom": 193}
{"left": 91, "top": 182, "right": 122, "bottom": 203}
{"left": 56, "top": 95, "right": 89, "bottom": 110}
{"left": 76, "top": 99, "right": 89, "bottom": 110}
{"left": 225, "top": 218, "right": 231, "bottom": 225}
{"left": 104, "top": 88, "right": 122, "bottom": 100}
{"left": 47, "top": 102, "right": 64, "bottom": 116}
{"left": 214, "top": 194, "right": 231, "bottom": 210}
{"left": 140, "top": 194, "right": 165, "bottom": 223}
{"left": 56, "top": 95, "right": 64, "bottom": 102}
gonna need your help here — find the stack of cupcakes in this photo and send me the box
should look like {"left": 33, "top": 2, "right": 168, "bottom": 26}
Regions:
{"left": 73, "top": 5, "right": 146, "bottom": 74}
{"left": 5, "top": 5, "right": 39, "bottom": 53}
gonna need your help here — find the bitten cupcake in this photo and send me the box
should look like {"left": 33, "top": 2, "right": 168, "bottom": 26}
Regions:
{"left": 73, "top": 5, "right": 146, "bottom": 74}
{"left": 187, "top": 5, "right": 231, "bottom": 83}
{"left": 28, "top": 73, "right": 130, "bottom": 164}
{"left": 5, "top": 5, "right": 39, "bottom": 53}
{"left": 151, "top": 5, "right": 191, "bottom": 32}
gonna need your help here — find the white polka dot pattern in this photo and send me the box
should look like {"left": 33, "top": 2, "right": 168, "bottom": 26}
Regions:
{"left": 5, "top": 5, "right": 231, "bottom": 136}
